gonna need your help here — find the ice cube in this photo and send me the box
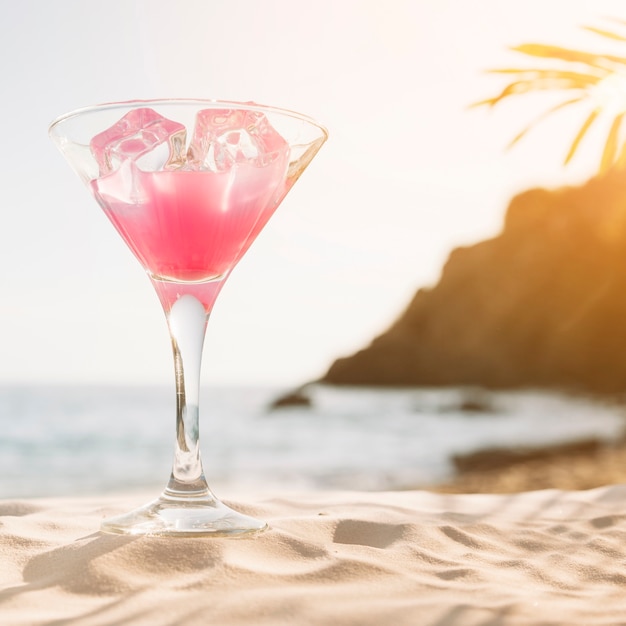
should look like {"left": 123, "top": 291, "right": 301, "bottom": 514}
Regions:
{"left": 92, "top": 159, "right": 148, "bottom": 206}
{"left": 90, "top": 108, "right": 187, "bottom": 176}
{"left": 187, "top": 108, "right": 289, "bottom": 172}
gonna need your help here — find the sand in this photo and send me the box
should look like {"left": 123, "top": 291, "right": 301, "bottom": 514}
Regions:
{"left": 1, "top": 487, "right": 626, "bottom": 626}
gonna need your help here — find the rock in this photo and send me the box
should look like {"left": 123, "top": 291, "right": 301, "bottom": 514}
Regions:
{"left": 448, "top": 388, "right": 495, "bottom": 414}
{"left": 269, "top": 387, "right": 312, "bottom": 410}
{"left": 451, "top": 438, "right": 604, "bottom": 473}
{"left": 323, "top": 169, "right": 626, "bottom": 394}
{"left": 433, "top": 436, "right": 626, "bottom": 494}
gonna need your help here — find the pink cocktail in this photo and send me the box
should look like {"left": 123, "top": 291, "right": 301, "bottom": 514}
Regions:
{"left": 89, "top": 105, "right": 292, "bottom": 311}
{"left": 93, "top": 163, "right": 286, "bottom": 310}
{"left": 49, "top": 100, "right": 327, "bottom": 536}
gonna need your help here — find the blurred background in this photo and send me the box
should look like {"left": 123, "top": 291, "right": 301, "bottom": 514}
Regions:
{"left": 2, "top": 0, "right": 626, "bottom": 498}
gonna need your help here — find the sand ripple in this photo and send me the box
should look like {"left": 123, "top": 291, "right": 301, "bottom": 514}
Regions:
{"left": 1, "top": 487, "right": 626, "bottom": 625}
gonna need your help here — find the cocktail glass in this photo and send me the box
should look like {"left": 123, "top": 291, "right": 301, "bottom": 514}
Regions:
{"left": 48, "top": 99, "right": 327, "bottom": 536}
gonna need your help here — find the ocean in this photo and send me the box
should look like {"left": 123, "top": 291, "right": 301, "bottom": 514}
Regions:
{"left": 0, "top": 384, "right": 624, "bottom": 499}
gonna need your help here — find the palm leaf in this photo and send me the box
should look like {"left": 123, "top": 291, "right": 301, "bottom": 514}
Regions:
{"left": 506, "top": 96, "right": 586, "bottom": 149}
{"left": 487, "top": 68, "right": 607, "bottom": 81}
{"left": 600, "top": 112, "right": 626, "bottom": 172}
{"left": 564, "top": 109, "right": 600, "bottom": 165}
{"left": 470, "top": 77, "right": 597, "bottom": 109}
{"left": 475, "top": 20, "right": 626, "bottom": 174}
{"left": 582, "top": 26, "right": 626, "bottom": 42}
{"left": 512, "top": 43, "right": 626, "bottom": 70}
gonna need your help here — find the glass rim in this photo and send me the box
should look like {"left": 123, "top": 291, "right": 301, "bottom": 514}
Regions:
{"left": 48, "top": 97, "right": 329, "bottom": 140}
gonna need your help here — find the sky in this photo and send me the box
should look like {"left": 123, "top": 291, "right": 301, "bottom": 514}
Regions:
{"left": 2, "top": 0, "right": 626, "bottom": 388}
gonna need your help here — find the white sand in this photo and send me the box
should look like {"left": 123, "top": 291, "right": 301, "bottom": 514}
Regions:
{"left": 1, "top": 487, "right": 626, "bottom": 625}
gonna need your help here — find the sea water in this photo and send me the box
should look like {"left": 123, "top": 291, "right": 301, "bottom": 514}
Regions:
{"left": 0, "top": 384, "right": 624, "bottom": 499}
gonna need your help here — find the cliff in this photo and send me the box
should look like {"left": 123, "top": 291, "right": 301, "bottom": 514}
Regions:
{"left": 323, "top": 170, "right": 626, "bottom": 394}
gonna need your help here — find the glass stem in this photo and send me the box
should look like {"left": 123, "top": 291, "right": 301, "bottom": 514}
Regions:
{"left": 163, "top": 293, "right": 212, "bottom": 498}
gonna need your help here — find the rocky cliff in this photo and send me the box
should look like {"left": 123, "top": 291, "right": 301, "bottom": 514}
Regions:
{"left": 323, "top": 170, "right": 626, "bottom": 394}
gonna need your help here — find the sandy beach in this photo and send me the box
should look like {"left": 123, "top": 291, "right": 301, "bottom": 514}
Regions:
{"left": 2, "top": 486, "right": 626, "bottom": 626}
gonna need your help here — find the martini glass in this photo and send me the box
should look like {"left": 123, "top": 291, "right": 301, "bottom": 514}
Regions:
{"left": 49, "top": 99, "right": 327, "bottom": 536}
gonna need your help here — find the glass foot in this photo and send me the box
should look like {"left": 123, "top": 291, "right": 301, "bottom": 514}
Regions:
{"left": 100, "top": 491, "right": 267, "bottom": 537}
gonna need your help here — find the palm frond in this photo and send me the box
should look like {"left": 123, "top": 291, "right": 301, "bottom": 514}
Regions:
{"left": 475, "top": 19, "right": 626, "bottom": 174}
{"left": 582, "top": 26, "right": 626, "bottom": 43}
{"left": 511, "top": 43, "right": 626, "bottom": 70}
{"left": 470, "top": 76, "right": 598, "bottom": 109}
{"left": 564, "top": 109, "right": 600, "bottom": 165}
{"left": 506, "top": 96, "right": 586, "bottom": 149}
{"left": 600, "top": 112, "right": 626, "bottom": 171}
{"left": 487, "top": 68, "right": 608, "bottom": 80}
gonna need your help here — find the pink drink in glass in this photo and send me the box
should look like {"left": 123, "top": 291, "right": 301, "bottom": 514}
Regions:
{"left": 49, "top": 99, "right": 328, "bottom": 536}
{"left": 88, "top": 106, "right": 290, "bottom": 311}
{"left": 91, "top": 158, "right": 287, "bottom": 310}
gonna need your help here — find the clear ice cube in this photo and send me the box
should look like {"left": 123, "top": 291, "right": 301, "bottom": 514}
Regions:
{"left": 93, "top": 159, "right": 148, "bottom": 205}
{"left": 186, "top": 108, "right": 289, "bottom": 172}
{"left": 90, "top": 108, "right": 187, "bottom": 176}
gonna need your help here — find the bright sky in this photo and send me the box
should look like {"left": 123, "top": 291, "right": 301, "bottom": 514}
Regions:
{"left": 2, "top": 0, "right": 626, "bottom": 387}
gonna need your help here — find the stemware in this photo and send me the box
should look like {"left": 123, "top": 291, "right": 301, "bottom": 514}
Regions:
{"left": 49, "top": 99, "right": 327, "bottom": 536}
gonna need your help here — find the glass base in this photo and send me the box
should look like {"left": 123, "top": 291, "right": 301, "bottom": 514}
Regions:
{"left": 100, "top": 491, "right": 267, "bottom": 537}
